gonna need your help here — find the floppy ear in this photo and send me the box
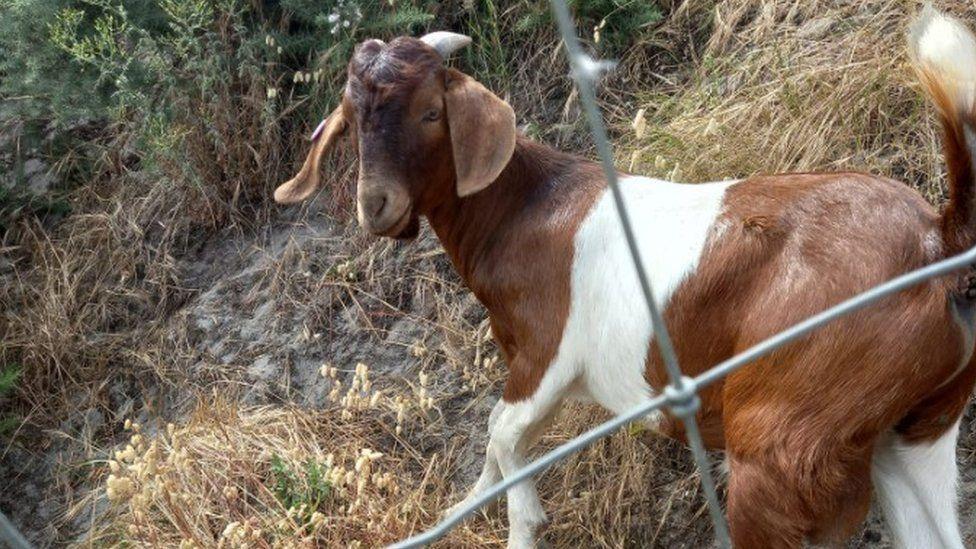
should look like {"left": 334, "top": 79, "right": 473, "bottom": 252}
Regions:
{"left": 444, "top": 69, "right": 516, "bottom": 197}
{"left": 274, "top": 105, "right": 348, "bottom": 204}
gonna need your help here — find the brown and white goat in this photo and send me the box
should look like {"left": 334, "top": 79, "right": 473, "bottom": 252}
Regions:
{"left": 276, "top": 9, "right": 976, "bottom": 548}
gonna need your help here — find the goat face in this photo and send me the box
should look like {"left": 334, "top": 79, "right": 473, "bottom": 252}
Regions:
{"left": 274, "top": 34, "right": 517, "bottom": 240}
{"left": 347, "top": 37, "right": 450, "bottom": 239}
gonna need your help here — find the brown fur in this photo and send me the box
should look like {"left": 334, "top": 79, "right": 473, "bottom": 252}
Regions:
{"left": 442, "top": 69, "right": 516, "bottom": 197}
{"left": 648, "top": 173, "right": 973, "bottom": 545}
{"left": 426, "top": 137, "right": 604, "bottom": 401}
{"left": 915, "top": 67, "right": 976, "bottom": 256}
{"left": 274, "top": 105, "right": 346, "bottom": 204}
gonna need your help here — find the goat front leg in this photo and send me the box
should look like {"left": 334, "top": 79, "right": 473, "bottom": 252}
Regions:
{"left": 443, "top": 399, "right": 504, "bottom": 518}
{"left": 491, "top": 357, "right": 572, "bottom": 549}
{"left": 445, "top": 396, "right": 560, "bottom": 547}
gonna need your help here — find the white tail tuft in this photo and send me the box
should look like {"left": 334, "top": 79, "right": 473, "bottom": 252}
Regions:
{"left": 908, "top": 4, "right": 976, "bottom": 112}
{"left": 908, "top": 4, "right": 976, "bottom": 255}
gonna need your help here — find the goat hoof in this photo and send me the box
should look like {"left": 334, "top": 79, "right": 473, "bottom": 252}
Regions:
{"left": 505, "top": 518, "right": 549, "bottom": 549}
{"left": 506, "top": 534, "right": 548, "bottom": 549}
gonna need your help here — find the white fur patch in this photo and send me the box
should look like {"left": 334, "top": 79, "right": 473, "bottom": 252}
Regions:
{"left": 910, "top": 5, "right": 976, "bottom": 83}
{"left": 558, "top": 176, "right": 736, "bottom": 417}
{"left": 909, "top": 5, "right": 976, "bottom": 110}
{"left": 872, "top": 421, "right": 964, "bottom": 549}
{"left": 467, "top": 177, "right": 735, "bottom": 546}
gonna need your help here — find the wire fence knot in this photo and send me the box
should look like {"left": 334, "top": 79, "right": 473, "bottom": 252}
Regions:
{"left": 570, "top": 53, "right": 616, "bottom": 84}
{"left": 663, "top": 376, "right": 700, "bottom": 419}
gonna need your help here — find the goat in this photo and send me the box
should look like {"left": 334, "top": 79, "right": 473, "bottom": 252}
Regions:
{"left": 275, "top": 8, "right": 976, "bottom": 548}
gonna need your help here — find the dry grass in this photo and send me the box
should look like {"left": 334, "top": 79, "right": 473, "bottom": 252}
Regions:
{"left": 623, "top": 0, "right": 976, "bottom": 206}
{"left": 4, "top": 1, "right": 976, "bottom": 547}
{"left": 74, "top": 397, "right": 712, "bottom": 548}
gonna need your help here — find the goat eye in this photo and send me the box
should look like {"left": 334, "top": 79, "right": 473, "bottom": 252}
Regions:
{"left": 422, "top": 109, "right": 441, "bottom": 122}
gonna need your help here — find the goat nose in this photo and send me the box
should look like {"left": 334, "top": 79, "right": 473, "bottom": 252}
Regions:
{"left": 363, "top": 194, "right": 387, "bottom": 219}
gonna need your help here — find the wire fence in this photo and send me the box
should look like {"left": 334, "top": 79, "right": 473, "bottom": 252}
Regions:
{"left": 388, "top": 1, "right": 976, "bottom": 548}
{"left": 0, "top": 510, "right": 32, "bottom": 549}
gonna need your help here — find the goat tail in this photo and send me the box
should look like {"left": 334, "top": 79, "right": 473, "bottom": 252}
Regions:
{"left": 910, "top": 4, "right": 976, "bottom": 255}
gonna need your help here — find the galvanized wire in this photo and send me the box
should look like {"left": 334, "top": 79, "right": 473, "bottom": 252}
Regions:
{"left": 387, "top": 1, "right": 976, "bottom": 547}
{"left": 547, "top": 0, "right": 730, "bottom": 544}
{"left": 0, "top": 510, "right": 32, "bottom": 549}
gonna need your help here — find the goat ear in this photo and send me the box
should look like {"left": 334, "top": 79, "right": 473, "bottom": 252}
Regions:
{"left": 274, "top": 105, "right": 347, "bottom": 204}
{"left": 444, "top": 69, "right": 516, "bottom": 197}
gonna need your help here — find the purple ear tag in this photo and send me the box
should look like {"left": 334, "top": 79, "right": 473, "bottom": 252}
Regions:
{"left": 309, "top": 118, "right": 328, "bottom": 141}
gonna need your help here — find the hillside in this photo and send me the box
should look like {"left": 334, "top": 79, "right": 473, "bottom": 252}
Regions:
{"left": 1, "top": 1, "right": 974, "bottom": 547}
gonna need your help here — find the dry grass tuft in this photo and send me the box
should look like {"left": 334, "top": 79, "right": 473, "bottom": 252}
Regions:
{"left": 82, "top": 398, "right": 458, "bottom": 548}
{"left": 623, "top": 0, "right": 976, "bottom": 205}
{"left": 4, "top": 182, "right": 187, "bottom": 401}
{"left": 78, "top": 397, "right": 715, "bottom": 548}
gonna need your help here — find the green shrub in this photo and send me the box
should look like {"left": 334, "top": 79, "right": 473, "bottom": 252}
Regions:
{"left": 0, "top": 363, "right": 22, "bottom": 437}
{"left": 516, "top": 0, "right": 664, "bottom": 54}
{"left": 269, "top": 453, "right": 332, "bottom": 521}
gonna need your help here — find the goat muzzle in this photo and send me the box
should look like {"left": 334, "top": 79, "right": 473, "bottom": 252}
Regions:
{"left": 357, "top": 186, "right": 414, "bottom": 238}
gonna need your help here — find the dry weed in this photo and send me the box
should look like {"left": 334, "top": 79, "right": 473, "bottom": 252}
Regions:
{"left": 624, "top": 0, "right": 975, "bottom": 206}
{"left": 77, "top": 397, "right": 715, "bottom": 548}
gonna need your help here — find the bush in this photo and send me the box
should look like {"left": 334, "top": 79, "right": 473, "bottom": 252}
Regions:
{"left": 0, "top": 0, "right": 439, "bottom": 229}
{"left": 0, "top": 363, "right": 22, "bottom": 437}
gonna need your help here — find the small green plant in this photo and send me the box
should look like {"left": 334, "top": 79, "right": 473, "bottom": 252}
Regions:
{"left": 0, "top": 183, "right": 72, "bottom": 232}
{"left": 269, "top": 453, "right": 332, "bottom": 519}
{"left": 0, "top": 364, "right": 23, "bottom": 437}
{"left": 516, "top": 0, "right": 663, "bottom": 54}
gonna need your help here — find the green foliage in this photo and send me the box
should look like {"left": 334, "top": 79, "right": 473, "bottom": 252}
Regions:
{"left": 0, "top": 0, "right": 99, "bottom": 121}
{"left": 0, "top": 364, "right": 22, "bottom": 437}
{"left": 269, "top": 453, "right": 332, "bottom": 520}
{"left": 0, "top": 184, "right": 71, "bottom": 232}
{"left": 516, "top": 0, "right": 663, "bottom": 54}
{"left": 0, "top": 363, "right": 21, "bottom": 396}
{"left": 2, "top": 0, "right": 438, "bottom": 224}
{"left": 0, "top": 0, "right": 167, "bottom": 121}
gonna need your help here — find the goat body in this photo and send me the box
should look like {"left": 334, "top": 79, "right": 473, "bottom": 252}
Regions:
{"left": 431, "top": 135, "right": 973, "bottom": 547}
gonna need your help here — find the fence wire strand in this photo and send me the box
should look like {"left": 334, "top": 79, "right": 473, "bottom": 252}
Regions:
{"left": 0, "top": 510, "right": 31, "bottom": 549}
{"left": 547, "top": 0, "right": 732, "bottom": 544}
{"left": 386, "top": 1, "right": 976, "bottom": 548}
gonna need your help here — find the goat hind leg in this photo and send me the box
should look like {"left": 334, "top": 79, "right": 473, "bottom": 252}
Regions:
{"left": 728, "top": 447, "right": 873, "bottom": 549}
{"left": 872, "top": 420, "right": 964, "bottom": 549}
{"left": 726, "top": 454, "right": 807, "bottom": 549}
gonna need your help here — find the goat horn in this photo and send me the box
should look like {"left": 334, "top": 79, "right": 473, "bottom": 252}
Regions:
{"left": 420, "top": 31, "right": 472, "bottom": 58}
